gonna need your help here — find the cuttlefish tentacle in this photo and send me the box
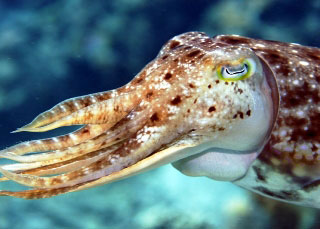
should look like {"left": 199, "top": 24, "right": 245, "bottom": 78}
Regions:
{"left": 0, "top": 108, "right": 151, "bottom": 175}
{"left": 0, "top": 135, "right": 198, "bottom": 199}
{"left": 16, "top": 93, "right": 140, "bottom": 133}
{"left": 0, "top": 110, "right": 187, "bottom": 189}
{"left": 2, "top": 144, "right": 122, "bottom": 177}
{"left": 0, "top": 124, "right": 110, "bottom": 156}
{"left": 0, "top": 108, "right": 150, "bottom": 163}
{"left": 0, "top": 92, "right": 140, "bottom": 157}
{"left": 14, "top": 90, "right": 122, "bottom": 132}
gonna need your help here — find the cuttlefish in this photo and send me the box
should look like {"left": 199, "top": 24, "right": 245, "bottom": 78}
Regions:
{"left": 0, "top": 32, "right": 319, "bottom": 208}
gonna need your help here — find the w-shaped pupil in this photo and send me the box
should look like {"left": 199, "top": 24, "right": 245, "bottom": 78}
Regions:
{"left": 225, "top": 64, "right": 248, "bottom": 75}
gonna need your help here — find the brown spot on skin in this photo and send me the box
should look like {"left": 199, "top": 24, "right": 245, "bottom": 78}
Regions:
{"left": 225, "top": 82, "right": 229, "bottom": 85}
{"left": 169, "top": 40, "right": 180, "bottom": 50}
{"left": 194, "top": 98, "right": 197, "bottom": 104}
{"left": 187, "top": 109, "right": 190, "bottom": 113}
{"left": 306, "top": 52, "right": 320, "bottom": 64}
{"left": 150, "top": 113, "right": 159, "bottom": 122}
{"left": 80, "top": 98, "right": 92, "bottom": 107}
{"left": 198, "top": 54, "right": 205, "bottom": 59}
{"left": 246, "top": 110, "right": 251, "bottom": 116}
{"left": 171, "top": 96, "right": 182, "bottom": 105}
{"left": 135, "top": 78, "right": 144, "bottom": 84}
{"left": 311, "top": 144, "right": 318, "bottom": 152}
{"left": 82, "top": 129, "right": 90, "bottom": 135}
{"left": 277, "top": 64, "right": 291, "bottom": 77}
{"left": 173, "top": 58, "right": 178, "bottom": 62}
{"left": 239, "top": 112, "right": 244, "bottom": 119}
{"left": 51, "top": 178, "right": 63, "bottom": 185}
{"left": 215, "top": 80, "right": 220, "bottom": 84}
{"left": 189, "top": 83, "right": 195, "bottom": 88}
{"left": 162, "top": 55, "right": 169, "bottom": 60}
{"left": 220, "top": 37, "right": 249, "bottom": 45}
{"left": 164, "top": 73, "right": 172, "bottom": 80}
{"left": 146, "top": 91, "right": 153, "bottom": 98}
{"left": 238, "top": 88, "right": 243, "bottom": 94}
{"left": 208, "top": 84, "right": 212, "bottom": 89}
{"left": 208, "top": 106, "right": 216, "bottom": 112}
{"left": 218, "top": 127, "right": 225, "bottom": 131}
{"left": 187, "top": 50, "right": 201, "bottom": 58}
{"left": 283, "top": 82, "right": 320, "bottom": 108}
{"left": 285, "top": 117, "right": 307, "bottom": 127}
{"left": 260, "top": 51, "right": 290, "bottom": 76}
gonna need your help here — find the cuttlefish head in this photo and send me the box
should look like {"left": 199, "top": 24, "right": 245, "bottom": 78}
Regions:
{"left": 165, "top": 33, "right": 279, "bottom": 181}
{"left": 0, "top": 32, "right": 279, "bottom": 198}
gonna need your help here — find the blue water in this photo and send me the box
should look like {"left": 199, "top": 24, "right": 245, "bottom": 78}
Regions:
{"left": 0, "top": 0, "right": 319, "bottom": 228}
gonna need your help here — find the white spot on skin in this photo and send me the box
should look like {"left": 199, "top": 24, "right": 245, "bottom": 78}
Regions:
{"left": 255, "top": 44, "right": 265, "bottom": 48}
{"left": 293, "top": 80, "right": 299, "bottom": 85}
{"left": 279, "top": 130, "right": 287, "bottom": 137}
{"left": 90, "top": 96, "right": 98, "bottom": 103}
{"left": 60, "top": 105, "right": 67, "bottom": 112}
{"left": 140, "top": 134, "right": 150, "bottom": 143}
{"left": 299, "top": 60, "right": 309, "bottom": 66}
{"left": 69, "top": 134, "right": 78, "bottom": 141}
{"left": 74, "top": 102, "right": 81, "bottom": 109}
{"left": 296, "top": 110, "right": 304, "bottom": 117}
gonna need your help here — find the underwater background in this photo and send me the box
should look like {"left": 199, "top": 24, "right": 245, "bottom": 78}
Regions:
{"left": 0, "top": 0, "right": 319, "bottom": 228}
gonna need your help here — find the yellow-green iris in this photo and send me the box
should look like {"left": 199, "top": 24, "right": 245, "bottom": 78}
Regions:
{"left": 216, "top": 58, "right": 256, "bottom": 82}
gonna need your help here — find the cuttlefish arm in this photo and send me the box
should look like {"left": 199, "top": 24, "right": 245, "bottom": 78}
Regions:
{"left": 0, "top": 32, "right": 282, "bottom": 200}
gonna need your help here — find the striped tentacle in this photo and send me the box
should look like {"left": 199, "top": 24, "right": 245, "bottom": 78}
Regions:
{"left": 0, "top": 108, "right": 151, "bottom": 184}
{"left": 0, "top": 182, "right": 92, "bottom": 199}
{"left": 0, "top": 122, "right": 179, "bottom": 190}
{"left": 0, "top": 108, "right": 149, "bottom": 165}
{"left": 16, "top": 93, "right": 140, "bottom": 133}
{"left": 0, "top": 144, "right": 119, "bottom": 183}
{"left": 1, "top": 131, "right": 118, "bottom": 164}
{"left": 0, "top": 124, "right": 110, "bottom": 157}
{"left": 2, "top": 144, "right": 121, "bottom": 177}
{"left": 14, "top": 90, "right": 119, "bottom": 132}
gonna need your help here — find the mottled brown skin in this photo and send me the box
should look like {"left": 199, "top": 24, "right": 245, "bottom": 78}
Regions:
{"left": 217, "top": 35, "right": 320, "bottom": 206}
{"left": 0, "top": 32, "right": 319, "bottom": 207}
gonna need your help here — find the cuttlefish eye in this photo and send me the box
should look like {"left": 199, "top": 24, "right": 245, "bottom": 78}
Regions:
{"left": 217, "top": 58, "right": 256, "bottom": 81}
